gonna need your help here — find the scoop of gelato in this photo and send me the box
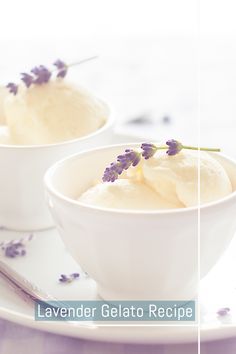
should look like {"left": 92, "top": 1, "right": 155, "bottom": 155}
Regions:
{"left": 4, "top": 80, "right": 107, "bottom": 145}
{"left": 79, "top": 150, "right": 232, "bottom": 210}
{"left": 143, "top": 150, "right": 232, "bottom": 207}
{"left": 79, "top": 179, "right": 181, "bottom": 210}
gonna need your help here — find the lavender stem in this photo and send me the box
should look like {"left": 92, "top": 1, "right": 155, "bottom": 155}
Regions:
{"left": 182, "top": 146, "right": 221, "bottom": 152}
{"left": 65, "top": 56, "right": 99, "bottom": 69}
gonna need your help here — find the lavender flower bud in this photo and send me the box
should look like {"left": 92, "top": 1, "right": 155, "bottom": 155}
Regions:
{"left": 53, "top": 59, "right": 68, "bottom": 78}
{"left": 71, "top": 273, "right": 80, "bottom": 279}
{"left": 0, "top": 234, "right": 34, "bottom": 258}
{"left": 59, "top": 274, "right": 68, "bottom": 283}
{"left": 4, "top": 242, "right": 24, "bottom": 258}
{"left": 217, "top": 307, "right": 230, "bottom": 316}
{"left": 6, "top": 83, "right": 18, "bottom": 95}
{"left": 166, "top": 139, "right": 183, "bottom": 156}
{"left": 31, "top": 65, "right": 52, "bottom": 85}
{"left": 21, "top": 73, "right": 34, "bottom": 88}
{"left": 102, "top": 149, "right": 141, "bottom": 183}
{"left": 59, "top": 273, "right": 80, "bottom": 283}
{"left": 141, "top": 143, "right": 158, "bottom": 159}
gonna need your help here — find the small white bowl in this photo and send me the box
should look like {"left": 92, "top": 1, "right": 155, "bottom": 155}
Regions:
{"left": 45, "top": 144, "right": 236, "bottom": 301}
{"left": 0, "top": 110, "right": 113, "bottom": 231}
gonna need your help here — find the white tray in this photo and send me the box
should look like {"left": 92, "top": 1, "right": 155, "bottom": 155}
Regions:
{"left": 0, "top": 132, "right": 236, "bottom": 344}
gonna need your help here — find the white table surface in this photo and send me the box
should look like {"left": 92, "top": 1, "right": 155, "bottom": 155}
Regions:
{"left": 2, "top": 318, "right": 236, "bottom": 354}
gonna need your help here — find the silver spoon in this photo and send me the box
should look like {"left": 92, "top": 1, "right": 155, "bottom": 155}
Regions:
{"left": 0, "top": 259, "right": 66, "bottom": 309}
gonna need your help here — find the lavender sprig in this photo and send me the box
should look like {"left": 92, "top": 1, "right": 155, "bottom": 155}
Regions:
{"left": 0, "top": 234, "right": 34, "bottom": 258}
{"left": 6, "top": 56, "right": 98, "bottom": 94}
{"left": 59, "top": 273, "right": 80, "bottom": 283}
{"left": 102, "top": 139, "right": 220, "bottom": 182}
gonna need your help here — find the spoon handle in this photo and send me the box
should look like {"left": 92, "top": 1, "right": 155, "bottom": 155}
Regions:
{"left": 0, "top": 259, "right": 66, "bottom": 308}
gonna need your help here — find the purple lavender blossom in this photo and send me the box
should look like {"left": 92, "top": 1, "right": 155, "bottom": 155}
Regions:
{"left": 4, "top": 242, "right": 25, "bottom": 258}
{"left": 102, "top": 149, "right": 141, "bottom": 182}
{"left": 21, "top": 73, "right": 34, "bottom": 87}
{"left": 102, "top": 163, "right": 121, "bottom": 183}
{"left": 217, "top": 307, "right": 230, "bottom": 316}
{"left": 118, "top": 149, "right": 141, "bottom": 168}
{"left": 102, "top": 139, "right": 220, "bottom": 183}
{"left": 6, "top": 83, "right": 18, "bottom": 95}
{"left": 0, "top": 225, "right": 7, "bottom": 231}
{"left": 0, "top": 234, "right": 34, "bottom": 258}
{"left": 166, "top": 139, "right": 183, "bottom": 156}
{"left": 141, "top": 143, "right": 158, "bottom": 159}
{"left": 72, "top": 272, "right": 80, "bottom": 279}
{"left": 59, "top": 273, "right": 80, "bottom": 283}
{"left": 59, "top": 274, "right": 68, "bottom": 283}
{"left": 28, "top": 234, "right": 34, "bottom": 241}
{"left": 7, "top": 57, "right": 96, "bottom": 94}
{"left": 31, "top": 65, "right": 52, "bottom": 85}
{"left": 53, "top": 59, "right": 68, "bottom": 78}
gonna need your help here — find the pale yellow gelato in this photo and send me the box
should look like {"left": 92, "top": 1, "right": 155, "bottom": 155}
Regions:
{"left": 2, "top": 80, "right": 107, "bottom": 145}
{"left": 79, "top": 179, "right": 181, "bottom": 209}
{"left": 143, "top": 150, "right": 232, "bottom": 207}
{"left": 78, "top": 150, "right": 232, "bottom": 209}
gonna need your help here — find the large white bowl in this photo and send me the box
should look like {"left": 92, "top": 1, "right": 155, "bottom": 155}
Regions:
{"left": 0, "top": 109, "right": 113, "bottom": 231}
{"left": 45, "top": 144, "right": 236, "bottom": 301}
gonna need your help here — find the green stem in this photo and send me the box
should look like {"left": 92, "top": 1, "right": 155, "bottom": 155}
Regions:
{"left": 52, "top": 56, "right": 98, "bottom": 73}
{"left": 67, "top": 56, "right": 99, "bottom": 68}
{"left": 182, "top": 145, "right": 221, "bottom": 152}
{"left": 155, "top": 145, "right": 220, "bottom": 152}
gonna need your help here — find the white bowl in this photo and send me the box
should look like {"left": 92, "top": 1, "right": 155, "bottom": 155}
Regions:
{"left": 0, "top": 111, "right": 113, "bottom": 231}
{"left": 45, "top": 144, "right": 236, "bottom": 301}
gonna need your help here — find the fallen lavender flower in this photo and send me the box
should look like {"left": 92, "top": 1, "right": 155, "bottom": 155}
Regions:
{"left": 0, "top": 234, "right": 34, "bottom": 258}
{"left": 217, "top": 307, "right": 230, "bottom": 316}
{"left": 59, "top": 273, "right": 80, "bottom": 283}
{"left": 0, "top": 226, "right": 7, "bottom": 231}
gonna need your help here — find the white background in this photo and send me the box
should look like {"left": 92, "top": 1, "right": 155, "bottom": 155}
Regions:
{"left": 0, "top": 0, "right": 235, "bottom": 152}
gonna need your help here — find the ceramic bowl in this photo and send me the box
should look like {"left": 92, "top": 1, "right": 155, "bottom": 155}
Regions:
{"left": 45, "top": 144, "right": 236, "bottom": 301}
{"left": 0, "top": 108, "right": 113, "bottom": 231}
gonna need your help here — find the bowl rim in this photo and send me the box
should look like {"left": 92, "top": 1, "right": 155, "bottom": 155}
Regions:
{"left": 44, "top": 142, "right": 236, "bottom": 216}
{"left": 0, "top": 102, "right": 113, "bottom": 150}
